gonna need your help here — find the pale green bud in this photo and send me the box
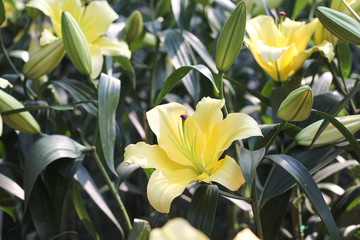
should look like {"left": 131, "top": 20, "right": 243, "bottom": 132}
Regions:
{"left": 277, "top": 86, "right": 313, "bottom": 122}
{"left": 295, "top": 115, "right": 360, "bottom": 146}
{"left": 23, "top": 39, "right": 66, "bottom": 79}
{"left": 124, "top": 10, "right": 143, "bottom": 44}
{"left": 61, "top": 11, "right": 92, "bottom": 76}
{"left": 316, "top": 6, "right": 360, "bottom": 45}
{"left": 215, "top": 2, "right": 246, "bottom": 72}
{"left": 0, "top": 90, "right": 40, "bottom": 135}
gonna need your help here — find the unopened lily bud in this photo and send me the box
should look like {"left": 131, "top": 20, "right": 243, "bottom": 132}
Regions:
{"left": 295, "top": 115, "right": 360, "bottom": 146}
{"left": 61, "top": 11, "right": 92, "bottom": 76}
{"left": 23, "top": 39, "right": 65, "bottom": 79}
{"left": 277, "top": 85, "right": 313, "bottom": 122}
{"left": 316, "top": 6, "right": 360, "bottom": 45}
{"left": 215, "top": 2, "right": 246, "bottom": 72}
{"left": 124, "top": 10, "right": 143, "bottom": 44}
{"left": 0, "top": 90, "right": 40, "bottom": 135}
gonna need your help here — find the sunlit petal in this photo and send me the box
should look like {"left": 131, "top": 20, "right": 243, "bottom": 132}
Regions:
{"left": 246, "top": 15, "right": 279, "bottom": 47}
{"left": 202, "top": 156, "right": 244, "bottom": 191}
{"left": 39, "top": 28, "right": 59, "bottom": 46}
{"left": 93, "top": 37, "right": 131, "bottom": 58}
{"left": 147, "top": 169, "right": 198, "bottom": 213}
{"left": 80, "top": 1, "right": 118, "bottom": 43}
{"left": 256, "top": 40, "right": 292, "bottom": 63}
{"left": 89, "top": 43, "right": 103, "bottom": 79}
{"left": 234, "top": 228, "right": 260, "bottom": 240}
{"left": 124, "top": 142, "right": 188, "bottom": 171}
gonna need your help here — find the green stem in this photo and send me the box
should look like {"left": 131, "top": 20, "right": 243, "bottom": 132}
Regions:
{"left": 251, "top": 179, "right": 264, "bottom": 240}
{"left": 149, "top": 0, "right": 160, "bottom": 108}
{"left": 265, "top": 120, "right": 287, "bottom": 152}
{"left": 87, "top": 75, "right": 97, "bottom": 90}
{"left": 217, "top": 71, "right": 229, "bottom": 116}
{"left": 92, "top": 150, "right": 132, "bottom": 232}
{"left": 0, "top": 28, "right": 20, "bottom": 75}
{"left": 219, "top": 190, "right": 253, "bottom": 203}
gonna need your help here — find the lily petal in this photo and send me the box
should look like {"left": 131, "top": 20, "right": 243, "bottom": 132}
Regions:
{"left": 39, "top": 28, "right": 59, "bottom": 46}
{"left": 147, "top": 169, "right": 197, "bottom": 213}
{"left": 202, "top": 156, "right": 245, "bottom": 191}
{"left": 93, "top": 37, "right": 131, "bottom": 58}
{"left": 89, "top": 43, "right": 103, "bottom": 79}
{"left": 124, "top": 142, "right": 188, "bottom": 171}
{"left": 246, "top": 15, "right": 279, "bottom": 47}
{"left": 146, "top": 102, "right": 194, "bottom": 166}
{"left": 80, "top": 1, "right": 118, "bottom": 43}
{"left": 256, "top": 40, "right": 292, "bottom": 63}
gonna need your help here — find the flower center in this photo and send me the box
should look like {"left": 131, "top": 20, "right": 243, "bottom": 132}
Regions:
{"left": 169, "top": 115, "right": 206, "bottom": 174}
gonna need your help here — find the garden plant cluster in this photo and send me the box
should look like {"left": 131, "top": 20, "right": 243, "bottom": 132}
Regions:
{"left": 0, "top": 0, "right": 359, "bottom": 239}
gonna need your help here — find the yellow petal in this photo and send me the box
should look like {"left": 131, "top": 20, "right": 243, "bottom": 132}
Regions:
{"left": 146, "top": 102, "right": 193, "bottom": 166}
{"left": 124, "top": 142, "right": 188, "bottom": 171}
{"left": 246, "top": 15, "right": 279, "bottom": 47}
{"left": 202, "top": 156, "right": 245, "bottom": 191}
{"left": 256, "top": 40, "right": 292, "bottom": 63}
{"left": 147, "top": 169, "right": 197, "bottom": 213}
{"left": 89, "top": 43, "right": 103, "bottom": 79}
{"left": 234, "top": 228, "right": 260, "bottom": 240}
{"left": 79, "top": 1, "right": 118, "bottom": 43}
{"left": 39, "top": 28, "right": 58, "bottom": 46}
{"left": 93, "top": 37, "right": 131, "bottom": 58}
{"left": 286, "top": 18, "right": 317, "bottom": 51}
{"left": 149, "top": 218, "right": 209, "bottom": 240}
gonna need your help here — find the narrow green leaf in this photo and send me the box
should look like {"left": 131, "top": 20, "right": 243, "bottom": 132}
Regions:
{"left": 266, "top": 154, "right": 340, "bottom": 240}
{"left": 340, "top": 225, "right": 360, "bottom": 239}
{"left": 312, "top": 109, "right": 360, "bottom": 161}
{"left": 215, "top": 2, "right": 246, "bottom": 71}
{"left": 52, "top": 79, "right": 97, "bottom": 116}
{"left": 238, "top": 146, "right": 265, "bottom": 189}
{"left": 98, "top": 73, "right": 120, "bottom": 176}
{"left": 154, "top": 64, "right": 217, "bottom": 106}
{"left": 292, "top": 0, "right": 309, "bottom": 19}
{"left": 127, "top": 219, "right": 151, "bottom": 240}
{"left": 74, "top": 165, "right": 123, "bottom": 235}
{"left": 0, "top": 173, "right": 24, "bottom": 200}
{"left": 187, "top": 185, "right": 219, "bottom": 238}
{"left": 113, "top": 56, "right": 136, "bottom": 89}
{"left": 164, "top": 30, "right": 199, "bottom": 101}
{"left": 72, "top": 182, "right": 100, "bottom": 240}
{"left": 170, "top": 0, "right": 185, "bottom": 30}
{"left": 0, "top": 190, "right": 17, "bottom": 221}
{"left": 331, "top": 184, "right": 360, "bottom": 222}
{"left": 0, "top": 0, "right": 5, "bottom": 25}
{"left": 313, "top": 160, "right": 358, "bottom": 183}
{"left": 337, "top": 43, "right": 352, "bottom": 78}
{"left": 24, "top": 135, "right": 86, "bottom": 211}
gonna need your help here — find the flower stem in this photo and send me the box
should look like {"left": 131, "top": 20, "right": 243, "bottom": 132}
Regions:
{"left": 0, "top": 28, "right": 20, "bottom": 75}
{"left": 87, "top": 75, "right": 97, "bottom": 90}
{"left": 217, "top": 71, "right": 229, "bottom": 116}
{"left": 251, "top": 179, "right": 264, "bottom": 240}
{"left": 92, "top": 150, "right": 132, "bottom": 232}
{"left": 265, "top": 120, "right": 287, "bottom": 152}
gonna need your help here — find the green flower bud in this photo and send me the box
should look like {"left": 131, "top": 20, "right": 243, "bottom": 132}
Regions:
{"left": 316, "top": 6, "right": 360, "bottom": 45}
{"left": 295, "top": 115, "right": 360, "bottom": 146}
{"left": 23, "top": 39, "right": 66, "bottom": 79}
{"left": 215, "top": 2, "right": 246, "bottom": 72}
{"left": 277, "top": 85, "right": 313, "bottom": 122}
{"left": 61, "top": 11, "right": 92, "bottom": 76}
{"left": 124, "top": 10, "right": 143, "bottom": 44}
{"left": 0, "top": 90, "right": 40, "bottom": 135}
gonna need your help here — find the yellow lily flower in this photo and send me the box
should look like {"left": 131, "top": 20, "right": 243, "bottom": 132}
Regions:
{"left": 149, "top": 218, "right": 209, "bottom": 240}
{"left": 245, "top": 15, "right": 334, "bottom": 82}
{"left": 26, "top": 0, "right": 131, "bottom": 78}
{"left": 124, "top": 97, "right": 262, "bottom": 213}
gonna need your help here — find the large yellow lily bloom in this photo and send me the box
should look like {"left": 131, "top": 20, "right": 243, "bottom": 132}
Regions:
{"left": 124, "top": 97, "right": 262, "bottom": 213}
{"left": 27, "top": 0, "right": 130, "bottom": 78}
{"left": 245, "top": 15, "right": 334, "bottom": 82}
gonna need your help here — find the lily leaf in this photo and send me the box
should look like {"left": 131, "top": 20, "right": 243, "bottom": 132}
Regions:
{"left": 331, "top": 184, "right": 360, "bottom": 222}
{"left": 0, "top": 173, "right": 24, "bottom": 200}
{"left": 127, "top": 219, "right": 151, "bottom": 240}
{"left": 238, "top": 146, "right": 265, "bottom": 189}
{"left": 98, "top": 73, "right": 121, "bottom": 176}
{"left": 266, "top": 154, "right": 340, "bottom": 240}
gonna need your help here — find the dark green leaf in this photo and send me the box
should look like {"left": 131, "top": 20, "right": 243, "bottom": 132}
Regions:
{"left": 127, "top": 219, "right": 150, "bottom": 240}
{"left": 337, "top": 43, "right": 352, "bottom": 78}
{"left": 74, "top": 165, "right": 123, "bottom": 234}
{"left": 98, "top": 73, "right": 121, "bottom": 176}
{"left": 187, "top": 185, "right": 219, "bottom": 237}
{"left": 0, "top": 0, "right": 5, "bottom": 25}
{"left": 266, "top": 154, "right": 339, "bottom": 240}
{"left": 24, "top": 135, "right": 86, "bottom": 210}
{"left": 0, "top": 173, "right": 24, "bottom": 200}
{"left": 52, "top": 79, "right": 97, "bottom": 116}
{"left": 72, "top": 181, "right": 100, "bottom": 240}
{"left": 113, "top": 56, "right": 136, "bottom": 89}
{"left": 313, "top": 160, "right": 358, "bottom": 183}
{"left": 0, "top": 190, "right": 17, "bottom": 221}
{"left": 340, "top": 225, "right": 360, "bottom": 239}
{"left": 331, "top": 184, "right": 360, "bottom": 222}
{"left": 238, "top": 146, "right": 265, "bottom": 189}
{"left": 291, "top": 0, "right": 308, "bottom": 19}
{"left": 154, "top": 64, "right": 217, "bottom": 106}
{"left": 164, "top": 30, "right": 199, "bottom": 101}
{"left": 312, "top": 109, "right": 360, "bottom": 161}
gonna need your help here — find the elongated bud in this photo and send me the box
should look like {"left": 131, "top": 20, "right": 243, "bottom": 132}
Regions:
{"left": 0, "top": 0, "right": 5, "bottom": 25}
{"left": 295, "top": 115, "right": 360, "bottom": 146}
{"left": 277, "top": 85, "right": 313, "bottom": 122}
{"left": 0, "top": 90, "right": 40, "bottom": 135}
{"left": 23, "top": 39, "right": 65, "bottom": 79}
{"left": 61, "top": 11, "right": 92, "bottom": 76}
{"left": 215, "top": 2, "right": 246, "bottom": 72}
{"left": 124, "top": 10, "right": 143, "bottom": 43}
{"left": 316, "top": 6, "right": 360, "bottom": 45}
